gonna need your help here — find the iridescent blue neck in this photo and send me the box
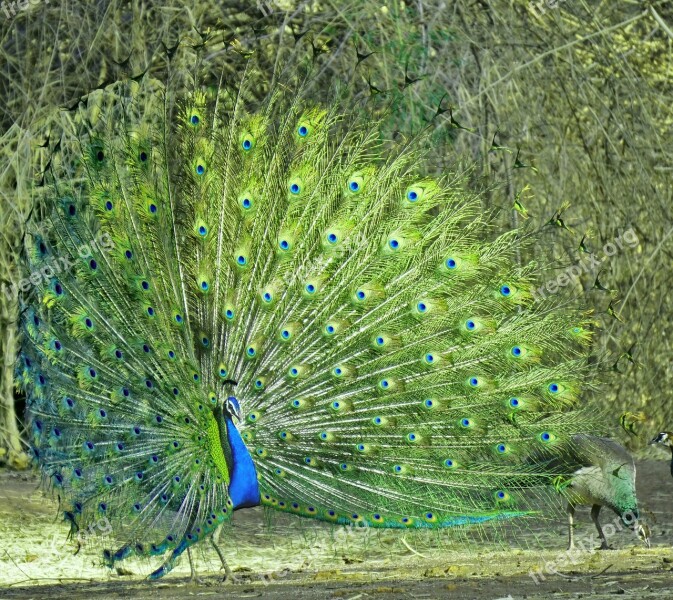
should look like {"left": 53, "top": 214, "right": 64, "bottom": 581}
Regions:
{"left": 224, "top": 413, "right": 260, "bottom": 510}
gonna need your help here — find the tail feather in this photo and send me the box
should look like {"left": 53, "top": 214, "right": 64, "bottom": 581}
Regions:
{"left": 19, "top": 45, "right": 596, "bottom": 577}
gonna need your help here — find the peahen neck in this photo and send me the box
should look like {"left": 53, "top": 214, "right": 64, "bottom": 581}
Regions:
{"left": 224, "top": 414, "right": 261, "bottom": 510}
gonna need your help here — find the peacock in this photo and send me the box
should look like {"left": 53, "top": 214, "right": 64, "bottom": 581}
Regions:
{"left": 17, "top": 47, "right": 599, "bottom": 581}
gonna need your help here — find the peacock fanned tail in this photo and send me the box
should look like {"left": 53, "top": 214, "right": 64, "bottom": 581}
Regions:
{"left": 18, "top": 51, "right": 595, "bottom": 578}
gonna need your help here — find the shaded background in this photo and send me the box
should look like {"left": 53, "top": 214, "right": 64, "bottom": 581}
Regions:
{"left": 1, "top": 0, "right": 671, "bottom": 469}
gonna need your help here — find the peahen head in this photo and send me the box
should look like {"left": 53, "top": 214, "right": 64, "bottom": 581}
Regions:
{"left": 649, "top": 431, "right": 673, "bottom": 448}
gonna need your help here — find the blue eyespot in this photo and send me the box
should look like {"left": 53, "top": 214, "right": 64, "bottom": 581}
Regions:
{"left": 247, "top": 347, "right": 256, "bottom": 357}
{"left": 500, "top": 285, "right": 511, "bottom": 297}
{"left": 201, "top": 281, "right": 209, "bottom": 291}
{"left": 105, "top": 200, "right": 113, "bottom": 211}
{"left": 466, "top": 320, "right": 476, "bottom": 330}
{"left": 446, "top": 258, "right": 456, "bottom": 269}
{"left": 509, "top": 397, "right": 520, "bottom": 408}
{"left": 548, "top": 383, "right": 559, "bottom": 393}
{"left": 389, "top": 239, "right": 399, "bottom": 249}
{"left": 356, "top": 290, "right": 366, "bottom": 300}
{"left": 425, "top": 353, "right": 434, "bottom": 363}
{"left": 237, "top": 255, "right": 246, "bottom": 266}
{"left": 417, "top": 302, "right": 427, "bottom": 312}
{"left": 149, "top": 203, "right": 157, "bottom": 213}
{"left": 461, "top": 418, "right": 471, "bottom": 427}
{"left": 326, "top": 324, "right": 335, "bottom": 334}
{"left": 84, "top": 318, "right": 93, "bottom": 328}
{"left": 290, "top": 183, "right": 300, "bottom": 195}
{"left": 334, "top": 367, "right": 342, "bottom": 376}
{"left": 147, "top": 307, "right": 154, "bottom": 317}
{"left": 424, "top": 399, "right": 433, "bottom": 408}
{"left": 242, "top": 139, "right": 252, "bottom": 150}
{"left": 279, "top": 239, "right": 289, "bottom": 250}
{"left": 469, "top": 377, "right": 479, "bottom": 387}
{"left": 198, "top": 225, "right": 207, "bottom": 236}
{"left": 496, "top": 444, "right": 507, "bottom": 453}
{"left": 141, "top": 280, "right": 149, "bottom": 290}
{"left": 225, "top": 309, "right": 234, "bottom": 320}
{"left": 327, "top": 233, "right": 338, "bottom": 244}
{"left": 444, "top": 459, "right": 455, "bottom": 468}
{"left": 281, "top": 329, "right": 290, "bottom": 339}
{"left": 175, "top": 314, "right": 183, "bottom": 323}
{"left": 511, "top": 346, "right": 522, "bottom": 357}
{"left": 407, "top": 190, "right": 418, "bottom": 201}
{"left": 190, "top": 115, "right": 200, "bottom": 125}
{"left": 263, "top": 292, "right": 272, "bottom": 302}
{"left": 540, "top": 432, "right": 551, "bottom": 442}
{"left": 349, "top": 181, "right": 360, "bottom": 192}
{"left": 242, "top": 197, "right": 251, "bottom": 209}
{"left": 306, "top": 283, "right": 315, "bottom": 294}
{"left": 125, "top": 250, "right": 133, "bottom": 259}
{"left": 376, "top": 337, "right": 384, "bottom": 345}
{"left": 298, "top": 125, "right": 308, "bottom": 137}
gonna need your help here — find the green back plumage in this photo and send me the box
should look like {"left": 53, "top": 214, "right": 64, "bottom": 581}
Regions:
{"left": 19, "top": 48, "right": 596, "bottom": 576}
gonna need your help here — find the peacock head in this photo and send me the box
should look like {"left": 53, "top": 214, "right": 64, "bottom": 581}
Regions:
{"left": 220, "top": 379, "right": 241, "bottom": 421}
{"left": 649, "top": 431, "right": 673, "bottom": 448}
{"left": 224, "top": 396, "right": 242, "bottom": 422}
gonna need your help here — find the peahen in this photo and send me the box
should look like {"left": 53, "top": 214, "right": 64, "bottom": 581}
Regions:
{"left": 17, "top": 51, "right": 598, "bottom": 580}
{"left": 562, "top": 434, "right": 648, "bottom": 550}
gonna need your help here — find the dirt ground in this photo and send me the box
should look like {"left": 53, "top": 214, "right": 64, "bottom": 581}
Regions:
{"left": 1, "top": 459, "right": 673, "bottom": 599}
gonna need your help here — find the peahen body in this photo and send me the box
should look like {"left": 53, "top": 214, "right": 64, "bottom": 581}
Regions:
{"left": 18, "top": 52, "right": 598, "bottom": 580}
{"left": 562, "top": 434, "right": 647, "bottom": 550}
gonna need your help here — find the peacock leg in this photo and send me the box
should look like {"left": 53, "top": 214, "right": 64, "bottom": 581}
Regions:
{"left": 566, "top": 503, "right": 575, "bottom": 550}
{"left": 211, "top": 527, "right": 234, "bottom": 583}
{"left": 187, "top": 547, "right": 204, "bottom": 584}
{"left": 590, "top": 504, "right": 609, "bottom": 550}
